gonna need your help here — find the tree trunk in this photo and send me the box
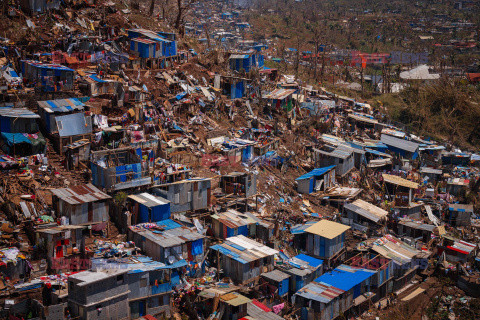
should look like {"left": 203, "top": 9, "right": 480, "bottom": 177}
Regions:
{"left": 149, "top": 0, "right": 155, "bottom": 16}
{"left": 174, "top": 0, "right": 183, "bottom": 30}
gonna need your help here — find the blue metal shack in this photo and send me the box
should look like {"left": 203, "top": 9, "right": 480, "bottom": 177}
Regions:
{"left": 128, "top": 29, "right": 177, "bottom": 57}
{"left": 303, "top": 220, "right": 350, "bottom": 266}
{"left": 314, "top": 264, "right": 376, "bottom": 299}
{"left": 294, "top": 281, "right": 345, "bottom": 320}
{"left": 296, "top": 165, "right": 336, "bottom": 194}
{"left": 91, "top": 255, "right": 183, "bottom": 318}
{"left": 209, "top": 235, "right": 278, "bottom": 284}
{"left": 37, "top": 98, "right": 85, "bottom": 133}
{"left": 21, "top": 60, "right": 74, "bottom": 92}
{"left": 380, "top": 134, "right": 420, "bottom": 160}
{"left": 261, "top": 269, "right": 290, "bottom": 297}
{"left": 278, "top": 254, "right": 323, "bottom": 293}
{"left": 128, "top": 192, "right": 171, "bottom": 224}
{"left": 130, "top": 38, "right": 161, "bottom": 59}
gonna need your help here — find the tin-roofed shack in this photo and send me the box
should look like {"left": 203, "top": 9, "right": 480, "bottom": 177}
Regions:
{"left": 0, "top": 107, "right": 45, "bottom": 157}
{"left": 21, "top": 60, "right": 74, "bottom": 92}
{"left": 37, "top": 98, "right": 92, "bottom": 154}
{"left": 382, "top": 174, "right": 419, "bottom": 208}
{"left": 51, "top": 183, "right": 111, "bottom": 226}
{"left": 303, "top": 220, "right": 350, "bottom": 266}
{"left": 296, "top": 165, "right": 336, "bottom": 194}
{"left": 90, "top": 147, "right": 152, "bottom": 191}
{"left": 210, "top": 235, "right": 278, "bottom": 284}
{"left": 68, "top": 270, "right": 130, "bottom": 320}
{"left": 152, "top": 178, "right": 211, "bottom": 214}
{"left": 342, "top": 199, "right": 388, "bottom": 233}
{"left": 91, "top": 255, "right": 177, "bottom": 318}
{"left": 220, "top": 171, "right": 257, "bottom": 198}
{"left": 446, "top": 204, "right": 473, "bottom": 227}
{"left": 128, "top": 221, "right": 205, "bottom": 266}
{"left": 314, "top": 145, "right": 355, "bottom": 177}
{"left": 277, "top": 254, "right": 324, "bottom": 293}
{"left": 36, "top": 225, "right": 86, "bottom": 273}
{"left": 127, "top": 192, "right": 171, "bottom": 224}
{"left": 380, "top": 134, "right": 420, "bottom": 160}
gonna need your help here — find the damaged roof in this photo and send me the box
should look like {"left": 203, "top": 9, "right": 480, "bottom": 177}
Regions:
{"left": 381, "top": 134, "right": 420, "bottom": 153}
{"left": 37, "top": 98, "right": 85, "bottom": 113}
{"left": 382, "top": 174, "right": 419, "bottom": 189}
{"left": 0, "top": 108, "right": 40, "bottom": 119}
{"left": 210, "top": 235, "right": 279, "bottom": 264}
{"left": 344, "top": 199, "right": 388, "bottom": 223}
{"left": 51, "top": 183, "right": 111, "bottom": 205}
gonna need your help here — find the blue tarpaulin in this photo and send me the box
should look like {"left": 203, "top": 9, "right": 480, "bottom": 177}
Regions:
{"left": 1, "top": 133, "right": 32, "bottom": 146}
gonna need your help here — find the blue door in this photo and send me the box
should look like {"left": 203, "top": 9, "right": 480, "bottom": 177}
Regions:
{"left": 138, "top": 300, "right": 145, "bottom": 317}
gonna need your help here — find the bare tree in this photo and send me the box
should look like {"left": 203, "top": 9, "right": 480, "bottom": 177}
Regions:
{"left": 174, "top": 0, "right": 196, "bottom": 31}
{"left": 149, "top": 0, "right": 156, "bottom": 16}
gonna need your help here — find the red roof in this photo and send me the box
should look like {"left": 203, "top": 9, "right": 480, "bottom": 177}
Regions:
{"left": 447, "top": 246, "right": 469, "bottom": 255}
{"left": 467, "top": 73, "right": 480, "bottom": 83}
{"left": 251, "top": 299, "right": 272, "bottom": 312}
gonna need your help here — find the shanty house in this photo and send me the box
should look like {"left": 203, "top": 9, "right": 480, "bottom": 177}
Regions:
{"left": 51, "top": 184, "right": 111, "bottom": 225}
{"left": 36, "top": 225, "right": 85, "bottom": 272}
{"left": 128, "top": 29, "right": 177, "bottom": 58}
{"left": 37, "top": 98, "right": 92, "bottom": 154}
{"left": 210, "top": 235, "right": 278, "bottom": 284}
{"left": 91, "top": 256, "right": 177, "bottom": 318}
{"left": 211, "top": 209, "right": 257, "bottom": 239}
{"left": 90, "top": 147, "right": 152, "bottom": 191}
{"left": 128, "top": 220, "right": 205, "bottom": 266}
{"left": 21, "top": 60, "right": 74, "bottom": 92}
{"left": 438, "top": 236, "right": 477, "bottom": 263}
{"left": 314, "top": 145, "right": 355, "bottom": 177}
{"left": 296, "top": 165, "right": 336, "bottom": 194}
{"left": 127, "top": 193, "right": 171, "bottom": 224}
{"left": 277, "top": 254, "right": 323, "bottom": 293}
{"left": 293, "top": 281, "right": 345, "bottom": 320}
{"left": 0, "top": 108, "right": 46, "bottom": 157}
{"left": 0, "top": 247, "right": 30, "bottom": 282}
{"left": 382, "top": 174, "right": 419, "bottom": 209}
{"left": 342, "top": 199, "right": 388, "bottom": 232}
{"left": 419, "top": 167, "right": 442, "bottom": 183}
{"left": 152, "top": 178, "right": 212, "bottom": 213}
{"left": 247, "top": 300, "right": 283, "bottom": 320}
{"left": 397, "top": 220, "right": 436, "bottom": 243}
{"left": 380, "top": 134, "right": 420, "bottom": 160}
{"left": 229, "top": 52, "right": 263, "bottom": 73}
{"left": 445, "top": 204, "right": 473, "bottom": 227}
{"left": 264, "top": 88, "right": 296, "bottom": 111}
{"left": 370, "top": 235, "right": 431, "bottom": 291}
{"left": 68, "top": 270, "right": 130, "bottom": 320}
{"left": 303, "top": 220, "right": 350, "bottom": 266}
{"left": 446, "top": 178, "right": 470, "bottom": 197}
{"left": 220, "top": 172, "right": 257, "bottom": 198}
{"left": 220, "top": 293, "right": 251, "bottom": 320}
{"left": 261, "top": 269, "right": 290, "bottom": 297}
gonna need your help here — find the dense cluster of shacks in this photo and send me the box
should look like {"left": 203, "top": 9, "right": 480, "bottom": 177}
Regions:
{"left": 0, "top": 1, "right": 479, "bottom": 320}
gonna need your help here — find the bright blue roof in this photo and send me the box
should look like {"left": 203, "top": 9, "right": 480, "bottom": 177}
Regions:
{"left": 156, "top": 219, "right": 182, "bottom": 231}
{"left": 314, "top": 264, "right": 375, "bottom": 291}
{"left": 290, "top": 221, "right": 316, "bottom": 235}
{"left": 296, "top": 165, "right": 336, "bottom": 181}
{"left": 294, "top": 254, "right": 323, "bottom": 268}
{"left": 1, "top": 132, "right": 32, "bottom": 146}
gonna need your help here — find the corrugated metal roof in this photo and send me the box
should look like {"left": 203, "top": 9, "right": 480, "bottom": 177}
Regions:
{"left": 294, "top": 281, "right": 344, "bottom": 304}
{"left": 314, "top": 264, "right": 376, "bottom": 292}
{"left": 229, "top": 54, "right": 249, "bottom": 59}
{"left": 210, "top": 235, "right": 278, "bottom": 264}
{"left": 291, "top": 254, "right": 323, "bottom": 269}
{"left": 132, "top": 37, "right": 157, "bottom": 44}
{"left": 262, "top": 269, "right": 290, "bottom": 282}
{"left": 305, "top": 220, "right": 350, "bottom": 239}
{"left": 0, "top": 108, "right": 40, "bottom": 119}
{"left": 370, "top": 234, "right": 429, "bottom": 265}
{"left": 380, "top": 134, "right": 419, "bottom": 153}
{"left": 344, "top": 199, "right": 388, "bottom": 223}
{"left": 296, "top": 165, "right": 336, "bottom": 181}
{"left": 398, "top": 220, "right": 436, "bottom": 232}
{"left": 55, "top": 112, "right": 92, "bottom": 137}
{"left": 264, "top": 88, "right": 296, "bottom": 100}
{"left": 290, "top": 221, "right": 316, "bottom": 235}
{"left": 91, "top": 255, "right": 166, "bottom": 273}
{"left": 220, "top": 292, "right": 251, "bottom": 306}
{"left": 128, "top": 192, "right": 170, "bottom": 208}
{"left": 22, "top": 60, "right": 74, "bottom": 72}
{"left": 247, "top": 302, "right": 283, "bottom": 320}
{"left": 130, "top": 222, "right": 204, "bottom": 248}
{"left": 37, "top": 98, "right": 85, "bottom": 114}
{"left": 382, "top": 174, "right": 419, "bottom": 189}
{"left": 51, "top": 183, "right": 111, "bottom": 205}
